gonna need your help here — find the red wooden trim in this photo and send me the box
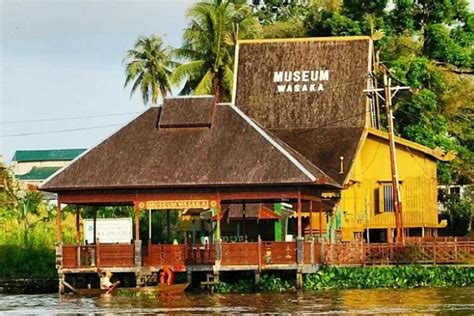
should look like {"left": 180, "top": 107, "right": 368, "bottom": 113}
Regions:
{"left": 56, "top": 186, "right": 316, "bottom": 205}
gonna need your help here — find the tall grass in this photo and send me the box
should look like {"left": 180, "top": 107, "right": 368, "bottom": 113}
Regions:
{"left": 0, "top": 218, "right": 75, "bottom": 279}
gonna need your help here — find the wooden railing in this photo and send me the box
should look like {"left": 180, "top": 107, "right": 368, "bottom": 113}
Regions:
{"left": 98, "top": 244, "right": 134, "bottom": 267}
{"left": 187, "top": 244, "right": 216, "bottom": 265}
{"left": 325, "top": 241, "right": 474, "bottom": 266}
{"left": 61, "top": 240, "right": 474, "bottom": 270}
{"left": 61, "top": 244, "right": 134, "bottom": 268}
{"left": 221, "top": 242, "right": 259, "bottom": 265}
{"left": 261, "top": 241, "right": 296, "bottom": 265}
{"left": 144, "top": 244, "right": 187, "bottom": 269}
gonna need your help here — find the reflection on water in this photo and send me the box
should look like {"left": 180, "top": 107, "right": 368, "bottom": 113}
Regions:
{"left": 1, "top": 287, "right": 473, "bottom": 315}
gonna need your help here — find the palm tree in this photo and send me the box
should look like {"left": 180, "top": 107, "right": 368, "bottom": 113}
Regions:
{"left": 172, "top": 0, "right": 259, "bottom": 102}
{"left": 123, "top": 35, "right": 174, "bottom": 105}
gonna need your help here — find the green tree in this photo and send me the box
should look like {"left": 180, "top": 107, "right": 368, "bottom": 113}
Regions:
{"left": 172, "top": 0, "right": 259, "bottom": 102}
{"left": 252, "top": 0, "right": 473, "bottom": 185}
{"left": 123, "top": 35, "right": 174, "bottom": 105}
{"left": 443, "top": 192, "right": 473, "bottom": 236}
{"left": 250, "top": 0, "right": 309, "bottom": 25}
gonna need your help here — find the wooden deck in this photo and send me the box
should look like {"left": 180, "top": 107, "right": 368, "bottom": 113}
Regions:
{"left": 59, "top": 239, "right": 474, "bottom": 274}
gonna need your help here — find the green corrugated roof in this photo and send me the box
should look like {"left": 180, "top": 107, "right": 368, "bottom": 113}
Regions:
{"left": 12, "top": 149, "right": 86, "bottom": 162}
{"left": 16, "top": 166, "right": 62, "bottom": 181}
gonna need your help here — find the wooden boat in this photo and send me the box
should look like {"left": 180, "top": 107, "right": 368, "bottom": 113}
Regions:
{"left": 125, "top": 283, "right": 190, "bottom": 294}
{"left": 63, "top": 280, "right": 189, "bottom": 296}
{"left": 63, "top": 280, "right": 119, "bottom": 296}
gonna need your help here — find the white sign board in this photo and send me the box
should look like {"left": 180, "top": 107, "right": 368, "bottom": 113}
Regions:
{"left": 84, "top": 218, "right": 132, "bottom": 244}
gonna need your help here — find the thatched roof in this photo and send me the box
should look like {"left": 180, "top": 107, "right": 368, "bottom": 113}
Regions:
{"left": 233, "top": 37, "right": 372, "bottom": 185}
{"left": 270, "top": 127, "right": 365, "bottom": 184}
{"left": 235, "top": 37, "right": 372, "bottom": 130}
{"left": 41, "top": 97, "right": 338, "bottom": 191}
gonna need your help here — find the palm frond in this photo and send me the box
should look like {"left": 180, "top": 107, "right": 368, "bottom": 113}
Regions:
{"left": 194, "top": 70, "right": 214, "bottom": 95}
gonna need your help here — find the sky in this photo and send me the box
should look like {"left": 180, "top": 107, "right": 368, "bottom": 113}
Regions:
{"left": 1, "top": 0, "right": 194, "bottom": 162}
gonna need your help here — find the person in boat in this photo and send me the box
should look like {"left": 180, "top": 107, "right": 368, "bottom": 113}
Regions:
{"left": 159, "top": 266, "right": 174, "bottom": 286}
{"left": 100, "top": 271, "right": 114, "bottom": 289}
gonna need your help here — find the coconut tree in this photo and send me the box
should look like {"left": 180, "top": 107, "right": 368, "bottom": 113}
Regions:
{"left": 172, "top": 0, "right": 260, "bottom": 102}
{"left": 123, "top": 35, "right": 174, "bottom": 105}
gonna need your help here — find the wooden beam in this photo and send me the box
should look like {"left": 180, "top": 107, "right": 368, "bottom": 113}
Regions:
{"left": 300, "top": 195, "right": 322, "bottom": 202}
{"left": 309, "top": 200, "right": 313, "bottom": 237}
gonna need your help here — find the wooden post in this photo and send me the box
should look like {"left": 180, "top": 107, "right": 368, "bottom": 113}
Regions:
{"left": 319, "top": 200, "right": 323, "bottom": 240}
{"left": 242, "top": 202, "right": 247, "bottom": 241}
{"left": 75, "top": 205, "right": 81, "bottom": 267}
{"left": 56, "top": 199, "right": 62, "bottom": 244}
{"left": 96, "top": 238, "right": 100, "bottom": 268}
{"left": 383, "top": 70, "right": 405, "bottom": 244}
{"left": 257, "top": 235, "right": 262, "bottom": 271}
{"left": 297, "top": 192, "right": 302, "bottom": 238}
{"left": 148, "top": 209, "right": 152, "bottom": 243}
{"left": 215, "top": 200, "right": 222, "bottom": 262}
{"left": 166, "top": 209, "right": 170, "bottom": 242}
{"left": 134, "top": 203, "right": 140, "bottom": 241}
{"left": 75, "top": 205, "right": 81, "bottom": 244}
{"left": 216, "top": 202, "right": 221, "bottom": 242}
{"left": 309, "top": 200, "right": 313, "bottom": 238}
{"left": 93, "top": 208, "right": 97, "bottom": 244}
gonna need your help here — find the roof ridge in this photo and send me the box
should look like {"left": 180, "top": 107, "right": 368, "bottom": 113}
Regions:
{"left": 367, "top": 128, "right": 453, "bottom": 161}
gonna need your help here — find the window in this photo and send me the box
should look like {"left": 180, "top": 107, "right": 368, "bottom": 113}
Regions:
{"left": 378, "top": 184, "right": 396, "bottom": 213}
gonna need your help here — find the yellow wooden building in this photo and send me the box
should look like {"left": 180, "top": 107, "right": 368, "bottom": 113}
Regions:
{"left": 336, "top": 128, "right": 449, "bottom": 242}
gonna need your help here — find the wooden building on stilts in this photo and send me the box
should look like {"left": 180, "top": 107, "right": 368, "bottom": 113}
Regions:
{"left": 40, "top": 36, "right": 453, "bottom": 292}
{"left": 41, "top": 96, "right": 339, "bottom": 292}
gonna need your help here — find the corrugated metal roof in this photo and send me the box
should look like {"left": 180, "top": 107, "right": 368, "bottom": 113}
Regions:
{"left": 16, "top": 166, "right": 62, "bottom": 181}
{"left": 12, "top": 149, "right": 86, "bottom": 162}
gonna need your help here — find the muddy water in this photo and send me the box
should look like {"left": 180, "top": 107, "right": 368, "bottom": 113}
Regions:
{"left": 1, "top": 287, "right": 473, "bottom": 315}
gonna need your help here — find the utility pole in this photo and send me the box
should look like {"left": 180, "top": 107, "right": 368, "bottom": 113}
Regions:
{"left": 364, "top": 69, "right": 410, "bottom": 244}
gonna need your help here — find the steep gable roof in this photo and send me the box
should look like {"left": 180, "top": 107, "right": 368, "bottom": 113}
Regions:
{"left": 12, "top": 149, "right": 86, "bottom": 162}
{"left": 41, "top": 99, "right": 338, "bottom": 192}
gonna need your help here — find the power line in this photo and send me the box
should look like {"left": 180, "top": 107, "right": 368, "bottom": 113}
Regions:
{"left": 1, "top": 123, "right": 124, "bottom": 138}
{"left": 0, "top": 112, "right": 139, "bottom": 124}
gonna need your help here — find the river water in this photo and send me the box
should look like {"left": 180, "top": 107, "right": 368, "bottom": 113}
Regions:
{"left": 1, "top": 287, "right": 473, "bottom": 315}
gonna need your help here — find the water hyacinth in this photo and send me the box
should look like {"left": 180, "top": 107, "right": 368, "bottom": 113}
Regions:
{"left": 304, "top": 266, "right": 474, "bottom": 290}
